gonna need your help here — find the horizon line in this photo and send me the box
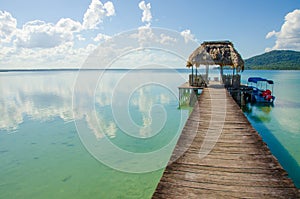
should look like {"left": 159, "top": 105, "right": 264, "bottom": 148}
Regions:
{"left": 0, "top": 68, "right": 194, "bottom": 72}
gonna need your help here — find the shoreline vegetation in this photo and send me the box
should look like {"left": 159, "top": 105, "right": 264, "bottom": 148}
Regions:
{"left": 244, "top": 50, "right": 300, "bottom": 70}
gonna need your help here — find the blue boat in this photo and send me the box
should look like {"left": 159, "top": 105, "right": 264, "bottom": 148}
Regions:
{"left": 247, "top": 77, "right": 276, "bottom": 104}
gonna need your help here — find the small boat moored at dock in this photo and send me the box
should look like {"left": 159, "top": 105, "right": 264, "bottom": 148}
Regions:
{"left": 247, "top": 77, "right": 275, "bottom": 104}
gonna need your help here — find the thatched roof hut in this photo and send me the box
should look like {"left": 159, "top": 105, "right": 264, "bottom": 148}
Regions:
{"left": 187, "top": 41, "right": 244, "bottom": 72}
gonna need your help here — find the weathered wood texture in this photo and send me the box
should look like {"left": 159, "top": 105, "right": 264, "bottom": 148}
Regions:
{"left": 153, "top": 82, "right": 300, "bottom": 199}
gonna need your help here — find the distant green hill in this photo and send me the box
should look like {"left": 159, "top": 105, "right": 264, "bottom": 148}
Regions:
{"left": 245, "top": 50, "right": 300, "bottom": 70}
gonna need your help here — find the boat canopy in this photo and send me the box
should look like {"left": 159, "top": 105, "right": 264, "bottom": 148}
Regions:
{"left": 248, "top": 77, "right": 274, "bottom": 84}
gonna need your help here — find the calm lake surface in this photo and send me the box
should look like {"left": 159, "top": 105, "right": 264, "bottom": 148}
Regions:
{"left": 0, "top": 70, "right": 189, "bottom": 199}
{"left": 0, "top": 69, "right": 299, "bottom": 198}
{"left": 241, "top": 70, "right": 300, "bottom": 188}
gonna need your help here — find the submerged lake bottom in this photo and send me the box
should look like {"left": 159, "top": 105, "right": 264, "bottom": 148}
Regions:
{"left": 0, "top": 69, "right": 299, "bottom": 198}
{"left": 0, "top": 119, "right": 164, "bottom": 199}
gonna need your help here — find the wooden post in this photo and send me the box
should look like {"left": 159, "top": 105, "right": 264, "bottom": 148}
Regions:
{"left": 232, "top": 67, "right": 235, "bottom": 87}
{"left": 195, "top": 66, "right": 197, "bottom": 82}
{"left": 178, "top": 88, "right": 181, "bottom": 108}
{"left": 191, "top": 65, "right": 194, "bottom": 85}
{"left": 220, "top": 66, "right": 224, "bottom": 84}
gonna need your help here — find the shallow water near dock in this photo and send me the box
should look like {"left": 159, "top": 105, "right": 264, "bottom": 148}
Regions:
{"left": 241, "top": 70, "right": 300, "bottom": 187}
{"left": 0, "top": 69, "right": 299, "bottom": 198}
{"left": 0, "top": 70, "right": 189, "bottom": 199}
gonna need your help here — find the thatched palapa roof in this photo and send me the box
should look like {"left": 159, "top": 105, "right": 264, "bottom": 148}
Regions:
{"left": 187, "top": 41, "right": 244, "bottom": 71}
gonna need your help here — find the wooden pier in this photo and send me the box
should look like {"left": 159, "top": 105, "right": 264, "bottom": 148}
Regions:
{"left": 153, "top": 82, "right": 300, "bottom": 198}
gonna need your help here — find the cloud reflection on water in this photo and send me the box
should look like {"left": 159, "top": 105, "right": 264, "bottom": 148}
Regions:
{"left": 0, "top": 70, "right": 186, "bottom": 141}
{"left": 0, "top": 72, "right": 74, "bottom": 131}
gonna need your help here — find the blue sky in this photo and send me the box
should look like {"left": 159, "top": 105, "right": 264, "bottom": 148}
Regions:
{"left": 0, "top": 0, "right": 299, "bottom": 69}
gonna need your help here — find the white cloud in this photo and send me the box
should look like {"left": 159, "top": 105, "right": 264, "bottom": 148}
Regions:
{"left": 93, "top": 33, "right": 111, "bottom": 42}
{"left": 76, "top": 34, "right": 86, "bottom": 41}
{"left": 0, "top": 41, "right": 97, "bottom": 69}
{"left": 83, "top": 0, "right": 115, "bottom": 30}
{"left": 0, "top": 46, "right": 15, "bottom": 57}
{"left": 12, "top": 0, "right": 115, "bottom": 49}
{"left": 135, "top": 26, "right": 154, "bottom": 47}
{"left": 266, "top": 9, "right": 300, "bottom": 51}
{"left": 160, "top": 33, "right": 177, "bottom": 45}
{"left": 138, "top": 1, "right": 152, "bottom": 26}
{"left": 56, "top": 18, "right": 82, "bottom": 32}
{"left": 0, "top": 10, "right": 17, "bottom": 43}
{"left": 0, "top": 0, "right": 116, "bottom": 69}
{"left": 103, "top": 1, "right": 115, "bottom": 17}
{"left": 180, "top": 29, "right": 195, "bottom": 43}
{"left": 265, "top": 47, "right": 272, "bottom": 52}
{"left": 14, "top": 20, "right": 77, "bottom": 48}
{"left": 265, "top": 30, "right": 276, "bottom": 39}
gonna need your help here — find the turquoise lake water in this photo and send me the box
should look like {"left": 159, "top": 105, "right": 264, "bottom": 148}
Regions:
{"left": 0, "top": 69, "right": 299, "bottom": 198}
{"left": 241, "top": 70, "right": 300, "bottom": 188}
{"left": 0, "top": 70, "right": 189, "bottom": 199}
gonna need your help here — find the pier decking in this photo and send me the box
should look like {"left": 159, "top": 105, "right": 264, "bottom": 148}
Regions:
{"left": 153, "top": 82, "right": 300, "bottom": 198}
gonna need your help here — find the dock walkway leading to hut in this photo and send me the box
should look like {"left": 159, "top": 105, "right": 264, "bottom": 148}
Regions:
{"left": 153, "top": 81, "right": 300, "bottom": 198}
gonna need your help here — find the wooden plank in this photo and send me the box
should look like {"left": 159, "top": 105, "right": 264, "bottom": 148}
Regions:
{"left": 152, "top": 81, "right": 300, "bottom": 198}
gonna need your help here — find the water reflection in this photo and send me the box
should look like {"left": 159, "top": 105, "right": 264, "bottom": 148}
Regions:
{"left": 241, "top": 70, "right": 300, "bottom": 188}
{"left": 129, "top": 85, "right": 171, "bottom": 138}
{"left": 0, "top": 70, "right": 187, "bottom": 137}
{"left": 72, "top": 69, "right": 190, "bottom": 173}
{"left": 0, "top": 72, "right": 75, "bottom": 131}
{"left": 0, "top": 70, "right": 190, "bottom": 173}
{"left": 243, "top": 103, "right": 273, "bottom": 123}
{"left": 0, "top": 70, "right": 192, "bottom": 198}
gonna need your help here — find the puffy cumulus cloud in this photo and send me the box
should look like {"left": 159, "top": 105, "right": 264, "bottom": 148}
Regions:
{"left": 14, "top": 19, "right": 79, "bottom": 48}
{"left": 138, "top": 1, "right": 152, "bottom": 26}
{"left": 56, "top": 18, "right": 82, "bottom": 32}
{"left": 0, "top": 10, "right": 17, "bottom": 43}
{"left": 0, "top": 0, "right": 117, "bottom": 68}
{"left": 0, "top": 42, "right": 97, "bottom": 68}
{"left": 0, "top": 46, "right": 15, "bottom": 56}
{"left": 180, "top": 29, "right": 195, "bottom": 43}
{"left": 135, "top": 26, "right": 155, "bottom": 47}
{"left": 266, "top": 9, "right": 300, "bottom": 51}
{"left": 265, "top": 30, "right": 276, "bottom": 39}
{"left": 93, "top": 33, "right": 111, "bottom": 42}
{"left": 103, "top": 1, "right": 115, "bottom": 17}
{"left": 160, "top": 33, "right": 177, "bottom": 45}
{"left": 83, "top": 0, "right": 115, "bottom": 30}
{"left": 8, "top": 0, "right": 115, "bottom": 49}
